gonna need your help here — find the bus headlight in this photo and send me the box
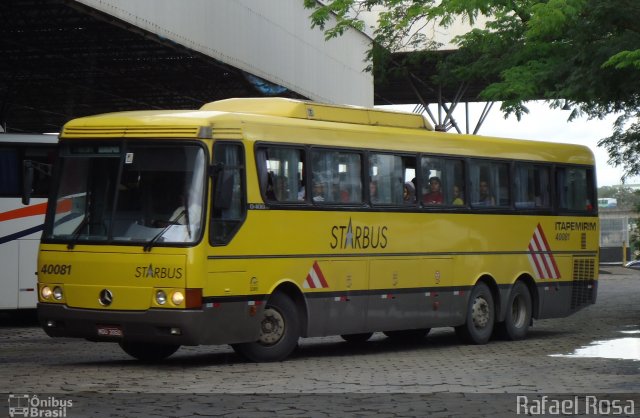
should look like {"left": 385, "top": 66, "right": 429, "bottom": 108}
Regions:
{"left": 52, "top": 286, "right": 63, "bottom": 300}
{"left": 171, "top": 291, "right": 184, "bottom": 306}
{"left": 155, "top": 290, "right": 167, "bottom": 305}
{"left": 41, "top": 286, "right": 52, "bottom": 300}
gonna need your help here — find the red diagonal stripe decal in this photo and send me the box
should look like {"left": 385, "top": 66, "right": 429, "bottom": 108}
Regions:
{"left": 0, "top": 202, "right": 48, "bottom": 222}
{"left": 312, "top": 261, "right": 329, "bottom": 288}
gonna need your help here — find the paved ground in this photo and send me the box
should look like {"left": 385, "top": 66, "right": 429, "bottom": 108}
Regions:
{"left": 1, "top": 267, "right": 639, "bottom": 417}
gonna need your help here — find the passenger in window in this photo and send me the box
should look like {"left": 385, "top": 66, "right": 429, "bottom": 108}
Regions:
{"left": 312, "top": 181, "right": 326, "bottom": 202}
{"left": 369, "top": 180, "right": 379, "bottom": 203}
{"left": 297, "top": 179, "right": 306, "bottom": 201}
{"left": 452, "top": 185, "right": 464, "bottom": 205}
{"left": 478, "top": 180, "right": 496, "bottom": 206}
{"left": 265, "top": 171, "right": 276, "bottom": 200}
{"left": 423, "top": 176, "right": 443, "bottom": 205}
{"left": 274, "top": 176, "right": 288, "bottom": 201}
{"left": 339, "top": 187, "right": 350, "bottom": 203}
{"left": 403, "top": 182, "right": 416, "bottom": 204}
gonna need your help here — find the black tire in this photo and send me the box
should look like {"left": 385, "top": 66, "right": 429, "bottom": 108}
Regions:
{"left": 383, "top": 328, "right": 430, "bottom": 340}
{"left": 340, "top": 332, "right": 373, "bottom": 343}
{"left": 495, "top": 281, "right": 532, "bottom": 340}
{"left": 455, "top": 282, "right": 495, "bottom": 345}
{"left": 119, "top": 341, "right": 180, "bottom": 362}
{"left": 232, "top": 292, "right": 300, "bottom": 362}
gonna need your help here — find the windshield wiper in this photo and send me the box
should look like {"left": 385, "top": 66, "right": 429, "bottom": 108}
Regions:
{"left": 143, "top": 209, "right": 187, "bottom": 252}
{"left": 67, "top": 214, "right": 90, "bottom": 250}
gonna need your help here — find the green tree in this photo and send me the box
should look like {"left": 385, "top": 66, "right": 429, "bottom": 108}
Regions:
{"left": 305, "top": 0, "right": 640, "bottom": 179}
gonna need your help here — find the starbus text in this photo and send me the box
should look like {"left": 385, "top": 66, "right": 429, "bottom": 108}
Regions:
{"left": 330, "top": 221, "right": 388, "bottom": 250}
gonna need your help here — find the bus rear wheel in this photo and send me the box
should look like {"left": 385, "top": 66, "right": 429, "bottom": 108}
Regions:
{"left": 495, "top": 281, "right": 532, "bottom": 340}
{"left": 232, "top": 292, "right": 300, "bottom": 362}
{"left": 119, "top": 341, "right": 180, "bottom": 362}
{"left": 455, "top": 282, "right": 495, "bottom": 345}
{"left": 340, "top": 332, "right": 373, "bottom": 343}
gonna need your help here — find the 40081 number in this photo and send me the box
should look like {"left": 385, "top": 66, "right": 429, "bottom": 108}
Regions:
{"left": 40, "top": 264, "right": 72, "bottom": 275}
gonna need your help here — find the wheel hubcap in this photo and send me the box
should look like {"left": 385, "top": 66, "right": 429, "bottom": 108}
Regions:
{"left": 471, "top": 296, "right": 490, "bottom": 328}
{"left": 259, "top": 307, "right": 285, "bottom": 346}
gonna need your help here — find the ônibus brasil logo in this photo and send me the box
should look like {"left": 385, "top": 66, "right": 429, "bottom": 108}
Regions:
{"left": 8, "top": 394, "right": 73, "bottom": 418}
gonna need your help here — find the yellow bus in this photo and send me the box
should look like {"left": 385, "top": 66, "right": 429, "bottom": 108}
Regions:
{"left": 33, "top": 98, "right": 598, "bottom": 362}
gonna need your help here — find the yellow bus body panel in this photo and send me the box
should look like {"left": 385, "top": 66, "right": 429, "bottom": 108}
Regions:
{"left": 38, "top": 98, "right": 598, "bottom": 348}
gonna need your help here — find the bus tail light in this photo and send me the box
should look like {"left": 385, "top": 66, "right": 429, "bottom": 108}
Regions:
{"left": 185, "top": 288, "right": 202, "bottom": 309}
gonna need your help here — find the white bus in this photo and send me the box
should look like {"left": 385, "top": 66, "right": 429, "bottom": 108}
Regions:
{"left": 0, "top": 134, "right": 57, "bottom": 310}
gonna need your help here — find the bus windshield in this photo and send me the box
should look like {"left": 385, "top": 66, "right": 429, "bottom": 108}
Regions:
{"left": 45, "top": 143, "right": 206, "bottom": 247}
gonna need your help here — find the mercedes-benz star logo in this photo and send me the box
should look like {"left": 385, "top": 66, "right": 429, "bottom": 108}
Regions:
{"left": 98, "top": 289, "right": 113, "bottom": 306}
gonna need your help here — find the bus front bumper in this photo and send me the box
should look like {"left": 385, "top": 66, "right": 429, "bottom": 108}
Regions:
{"left": 37, "top": 303, "right": 260, "bottom": 346}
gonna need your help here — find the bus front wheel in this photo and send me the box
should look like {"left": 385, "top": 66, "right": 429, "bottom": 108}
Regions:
{"left": 232, "top": 292, "right": 301, "bottom": 362}
{"left": 455, "top": 282, "right": 495, "bottom": 345}
{"left": 119, "top": 341, "right": 180, "bottom": 362}
{"left": 495, "top": 281, "right": 532, "bottom": 340}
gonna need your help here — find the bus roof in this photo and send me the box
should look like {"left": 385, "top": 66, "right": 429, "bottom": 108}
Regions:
{"left": 60, "top": 98, "right": 595, "bottom": 165}
{"left": 0, "top": 133, "right": 58, "bottom": 144}
{"left": 200, "top": 98, "right": 433, "bottom": 130}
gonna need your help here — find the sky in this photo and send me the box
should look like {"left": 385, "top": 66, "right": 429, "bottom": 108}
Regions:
{"left": 381, "top": 101, "right": 639, "bottom": 187}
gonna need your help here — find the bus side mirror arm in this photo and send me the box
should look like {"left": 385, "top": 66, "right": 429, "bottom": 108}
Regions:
{"left": 22, "top": 160, "right": 34, "bottom": 205}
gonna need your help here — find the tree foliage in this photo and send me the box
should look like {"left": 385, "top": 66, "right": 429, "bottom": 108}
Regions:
{"left": 305, "top": 0, "right": 640, "bottom": 179}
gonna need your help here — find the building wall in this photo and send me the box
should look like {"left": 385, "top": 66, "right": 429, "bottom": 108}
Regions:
{"left": 358, "top": 5, "right": 489, "bottom": 51}
{"left": 76, "top": 0, "right": 373, "bottom": 106}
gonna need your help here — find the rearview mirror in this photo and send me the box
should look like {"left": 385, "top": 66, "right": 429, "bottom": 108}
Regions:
{"left": 22, "top": 160, "right": 34, "bottom": 205}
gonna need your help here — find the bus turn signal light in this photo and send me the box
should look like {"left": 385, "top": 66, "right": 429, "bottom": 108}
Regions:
{"left": 41, "top": 286, "right": 52, "bottom": 300}
{"left": 185, "top": 288, "right": 202, "bottom": 309}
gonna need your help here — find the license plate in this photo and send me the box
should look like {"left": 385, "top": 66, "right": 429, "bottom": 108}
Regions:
{"left": 97, "top": 325, "right": 123, "bottom": 338}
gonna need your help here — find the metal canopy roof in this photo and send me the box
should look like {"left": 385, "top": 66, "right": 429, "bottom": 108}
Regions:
{"left": 0, "top": 0, "right": 487, "bottom": 134}
{"left": 0, "top": 0, "right": 305, "bottom": 133}
{"left": 373, "top": 51, "right": 489, "bottom": 106}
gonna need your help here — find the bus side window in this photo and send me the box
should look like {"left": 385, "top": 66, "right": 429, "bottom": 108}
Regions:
{"left": 515, "top": 163, "right": 550, "bottom": 209}
{"left": 312, "top": 149, "right": 362, "bottom": 205}
{"left": 470, "top": 160, "right": 509, "bottom": 208}
{"left": 420, "top": 156, "right": 449, "bottom": 207}
{"left": 556, "top": 166, "right": 595, "bottom": 213}
{"left": 370, "top": 153, "right": 404, "bottom": 205}
{"left": 211, "top": 142, "right": 246, "bottom": 245}
{"left": 258, "top": 146, "right": 305, "bottom": 203}
{"left": 25, "top": 146, "right": 55, "bottom": 198}
{"left": 0, "top": 147, "right": 20, "bottom": 196}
